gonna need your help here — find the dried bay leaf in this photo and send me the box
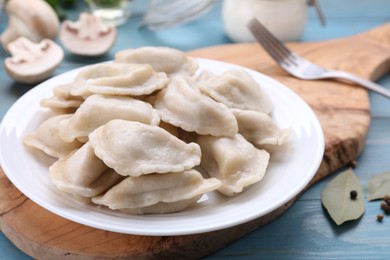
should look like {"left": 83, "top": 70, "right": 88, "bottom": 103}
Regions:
{"left": 321, "top": 168, "right": 364, "bottom": 225}
{"left": 366, "top": 171, "right": 390, "bottom": 201}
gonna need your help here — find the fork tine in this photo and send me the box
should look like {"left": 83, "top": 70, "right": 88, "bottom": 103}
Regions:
{"left": 248, "top": 18, "right": 291, "bottom": 57}
{"left": 247, "top": 18, "right": 297, "bottom": 66}
{"left": 247, "top": 18, "right": 285, "bottom": 64}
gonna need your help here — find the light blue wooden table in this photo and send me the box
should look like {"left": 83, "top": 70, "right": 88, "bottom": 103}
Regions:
{"left": 1, "top": 0, "right": 390, "bottom": 259}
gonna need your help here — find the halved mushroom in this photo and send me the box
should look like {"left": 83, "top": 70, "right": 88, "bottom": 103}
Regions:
{"left": 60, "top": 13, "right": 117, "bottom": 56}
{"left": 4, "top": 37, "right": 64, "bottom": 84}
{"left": 0, "top": 0, "right": 60, "bottom": 50}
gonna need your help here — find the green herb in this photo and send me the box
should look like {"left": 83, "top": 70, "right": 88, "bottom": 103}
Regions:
{"left": 321, "top": 168, "right": 365, "bottom": 225}
{"left": 58, "top": 0, "right": 76, "bottom": 8}
{"left": 85, "top": 0, "right": 126, "bottom": 8}
{"left": 45, "top": 0, "right": 76, "bottom": 21}
{"left": 366, "top": 171, "right": 390, "bottom": 201}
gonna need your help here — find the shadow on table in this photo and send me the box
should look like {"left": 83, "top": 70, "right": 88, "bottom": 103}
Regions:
{"left": 322, "top": 206, "right": 363, "bottom": 236}
{"left": 8, "top": 82, "right": 35, "bottom": 98}
{"left": 63, "top": 52, "right": 114, "bottom": 66}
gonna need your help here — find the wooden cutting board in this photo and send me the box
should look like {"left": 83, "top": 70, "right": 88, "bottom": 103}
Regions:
{"left": 1, "top": 23, "right": 390, "bottom": 259}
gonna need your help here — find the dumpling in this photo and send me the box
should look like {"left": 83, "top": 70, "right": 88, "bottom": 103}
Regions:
{"left": 40, "top": 83, "right": 84, "bottom": 114}
{"left": 92, "top": 169, "right": 221, "bottom": 214}
{"left": 89, "top": 119, "right": 201, "bottom": 177}
{"left": 193, "top": 69, "right": 215, "bottom": 82}
{"left": 197, "top": 134, "right": 270, "bottom": 196}
{"left": 198, "top": 70, "right": 273, "bottom": 113}
{"left": 115, "top": 46, "right": 198, "bottom": 77}
{"left": 232, "top": 109, "right": 291, "bottom": 149}
{"left": 59, "top": 94, "right": 160, "bottom": 142}
{"left": 50, "top": 142, "right": 124, "bottom": 199}
{"left": 70, "top": 63, "right": 169, "bottom": 96}
{"left": 23, "top": 114, "right": 82, "bottom": 158}
{"left": 154, "top": 76, "right": 238, "bottom": 137}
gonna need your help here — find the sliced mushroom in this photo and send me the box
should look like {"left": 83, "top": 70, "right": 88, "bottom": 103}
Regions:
{"left": 4, "top": 37, "right": 64, "bottom": 84}
{"left": 0, "top": 0, "right": 60, "bottom": 50}
{"left": 60, "top": 13, "right": 117, "bottom": 56}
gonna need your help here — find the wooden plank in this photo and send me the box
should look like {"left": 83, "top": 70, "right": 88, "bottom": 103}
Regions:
{"left": 1, "top": 23, "right": 390, "bottom": 259}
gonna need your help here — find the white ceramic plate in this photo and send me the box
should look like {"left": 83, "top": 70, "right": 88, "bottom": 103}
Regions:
{"left": 0, "top": 59, "right": 324, "bottom": 236}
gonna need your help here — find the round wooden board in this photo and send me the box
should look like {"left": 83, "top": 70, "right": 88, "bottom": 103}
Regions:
{"left": 2, "top": 23, "right": 390, "bottom": 259}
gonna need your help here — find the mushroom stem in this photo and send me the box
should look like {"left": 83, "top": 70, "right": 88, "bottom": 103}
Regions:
{"left": 0, "top": 27, "right": 19, "bottom": 48}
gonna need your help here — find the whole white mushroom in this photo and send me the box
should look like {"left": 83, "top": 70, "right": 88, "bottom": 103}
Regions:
{"left": 0, "top": 0, "right": 60, "bottom": 50}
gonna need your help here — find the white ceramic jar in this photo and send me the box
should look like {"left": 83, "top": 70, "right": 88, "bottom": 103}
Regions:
{"left": 222, "top": 0, "right": 308, "bottom": 42}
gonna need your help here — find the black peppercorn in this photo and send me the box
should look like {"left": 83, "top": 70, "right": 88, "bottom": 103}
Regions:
{"left": 348, "top": 160, "right": 357, "bottom": 168}
{"left": 350, "top": 190, "right": 358, "bottom": 200}
{"left": 381, "top": 201, "right": 390, "bottom": 214}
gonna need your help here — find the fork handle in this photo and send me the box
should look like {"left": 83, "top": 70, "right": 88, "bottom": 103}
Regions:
{"left": 327, "top": 70, "right": 390, "bottom": 99}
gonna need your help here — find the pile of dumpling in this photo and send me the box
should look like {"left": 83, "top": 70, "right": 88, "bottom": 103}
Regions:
{"left": 23, "top": 46, "right": 290, "bottom": 215}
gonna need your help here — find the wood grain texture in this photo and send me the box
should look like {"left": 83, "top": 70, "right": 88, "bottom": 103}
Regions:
{"left": 1, "top": 23, "right": 390, "bottom": 259}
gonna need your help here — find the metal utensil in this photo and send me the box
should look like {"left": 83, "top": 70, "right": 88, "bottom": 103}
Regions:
{"left": 247, "top": 18, "right": 390, "bottom": 99}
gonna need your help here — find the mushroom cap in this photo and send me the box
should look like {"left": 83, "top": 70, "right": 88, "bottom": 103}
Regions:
{"left": 0, "top": 0, "right": 60, "bottom": 49}
{"left": 5, "top": 37, "right": 64, "bottom": 84}
{"left": 60, "top": 13, "right": 117, "bottom": 56}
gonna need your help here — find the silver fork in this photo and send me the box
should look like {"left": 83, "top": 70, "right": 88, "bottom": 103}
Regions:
{"left": 247, "top": 18, "right": 390, "bottom": 99}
